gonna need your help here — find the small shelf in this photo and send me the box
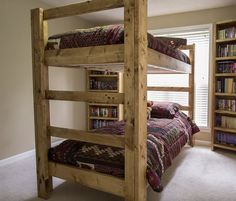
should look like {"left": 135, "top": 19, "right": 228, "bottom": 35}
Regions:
{"left": 89, "top": 117, "right": 118, "bottom": 120}
{"left": 216, "top": 56, "right": 236, "bottom": 61}
{"left": 213, "top": 143, "right": 236, "bottom": 151}
{"left": 215, "top": 93, "right": 236, "bottom": 97}
{"left": 216, "top": 38, "right": 236, "bottom": 43}
{"left": 214, "top": 127, "right": 236, "bottom": 134}
{"left": 88, "top": 103, "right": 119, "bottom": 107}
{"left": 89, "top": 74, "right": 118, "bottom": 78}
{"left": 215, "top": 110, "right": 236, "bottom": 115}
{"left": 215, "top": 73, "right": 236, "bottom": 77}
{"left": 88, "top": 89, "right": 118, "bottom": 93}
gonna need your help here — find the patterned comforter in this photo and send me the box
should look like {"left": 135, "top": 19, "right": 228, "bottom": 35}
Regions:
{"left": 49, "top": 111, "right": 199, "bottom": 192}
{"left": 46, "top": 24, "right": 190, "bottom": 64}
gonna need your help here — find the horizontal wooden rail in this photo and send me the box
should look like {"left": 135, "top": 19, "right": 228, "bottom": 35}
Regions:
{"left": 43, "top": 0, "right": 124, "bottom": 20}
{"left": 147, "top": 86, "right": 191, "bottom": 92}
{"left": 49, "top": 162, "right": 125, "bottom": 197}
{"left": 45, "top": 45, "right": 124, "bottom": 67}
{"left": 49, "top": 126, "right": 125, "bottom": 148}
{"left": 180, "top": 105, "right": 191, "bottom": 111}
{"left": 46, "top": 90, "right": 124, "bottom": 104}
{"left": 179, "top": 44, "right": 195, "bottom": 50}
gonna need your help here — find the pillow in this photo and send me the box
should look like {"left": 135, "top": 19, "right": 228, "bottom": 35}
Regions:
{"left": 155, "top": 37, "right": 187, "bottom": 49}
{"left": 150, "top": 101, "right": 180, "bottom": 119}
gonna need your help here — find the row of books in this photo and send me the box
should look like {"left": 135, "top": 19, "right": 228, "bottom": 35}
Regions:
{"left": 216, "top": 99, "right": 236, "bottom": 112}
{"left": 90, "top": 71, "right": 117, "bottom": 75}
{"left": 89, "top": 106, "right": 118, "bottom": 118}
{"left": 215, "top": 115, "right": 236, "bottom": 129}
{"left": 218, "top": 27, "right": 236, "bottom": 40}
{"left": 217, "top": 44, "right": 236, "bottom": 57}
{"left": 217, "top": 61, "right": 236, "bottom": 73}
{"left": 216, "top": 132, "right": 236, "bottom": 146}
{"left": 90, "top": 120, "right": 115, "bottom": 129}
{"left": 89, "top": 79, "right": 117, "bottom": 90}
{"left": 216, "top": 78, "right": 236, "bottom": 93}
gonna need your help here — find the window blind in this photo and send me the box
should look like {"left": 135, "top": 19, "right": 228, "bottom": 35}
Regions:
{"left": 148, "top": 29, "right": 209, "bottom": 127}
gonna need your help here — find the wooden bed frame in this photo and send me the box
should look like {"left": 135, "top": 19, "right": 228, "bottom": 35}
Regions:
{"left": 31, "top": 0, "right": 195, "bottom": 200}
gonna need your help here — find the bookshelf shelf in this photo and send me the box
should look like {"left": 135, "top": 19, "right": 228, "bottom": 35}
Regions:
{"left": 215, "top": 93, "right": 236, "bottom": 97}
{"left": 215, "top": 110, "right": 236, "bottom": 115}
{"left": 89, "top": 74, "right": 118, "bottom": 78}
{"left": 88, "top": 89, "right": 119, "bottom": 93}
{"left": 216, "top": 38, "right": 236, "bottom": 43}
{"left": 215, "top": 73, "right": 236, "bottom": 77}
{"left": 212, "top": 20, "right": 236, "bottom": 152}
{"left": 214, "top": 127, "right": 236, "bottom": 134}
{"left": 216, "top": 56, "right": 236, "bottom": 61}
{"left": 87, "top": 70, "right": 123, "bottom": 130}
{"left": 213, "top": 143, "right": 236, "bottom": 151}
{"left": 89, "top": 117, "right": 119, "bottom": 120}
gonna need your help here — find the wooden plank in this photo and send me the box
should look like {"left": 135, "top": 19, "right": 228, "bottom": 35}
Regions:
{"left": 188, "top": 44, "right": 195, "bottom": 119}
{"left": 31, "top": 8, "right": 52, "bottom": 199}
{"left": 49, "top": 126, "right": 125, "bottom": 148}
{"left": 45, "top": 44, "right": 124, "bottom": 67}
{"left": 46, "top": 90, "right": 124, "bottom": 104}
{"left": 48, "top": 162, "right": 125, "bottom": 197}
{"left": 214, "top": 127, "right": 236, "bottom": 134}
{"left": 213, "top": 143, "right": 236, "bottom": 152}
{"left": 148, "top": 48, "right": 191, "bottom": 74}
{"left": 124, "top": 0, "right": 147, "bottom": 201}
{"left": 147, "top": 86, "right": 191, "bottom": 92}
{"left": 180, "top": 105, "right": 191, "bottom": 111}
{"left": 44, "top": 0, "right": 124, "bottom": 20}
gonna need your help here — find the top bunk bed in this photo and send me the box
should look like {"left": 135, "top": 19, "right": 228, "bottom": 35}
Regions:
{"left": 45, "top": 25, "right": 191, "bottom": 74}
{"left": 42, "top": 3, "right": 191, "bottom": 74}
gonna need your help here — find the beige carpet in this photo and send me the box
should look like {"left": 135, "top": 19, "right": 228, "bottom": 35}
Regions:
{"left": 0, "top": 145, "right": 236, "bottom": 201}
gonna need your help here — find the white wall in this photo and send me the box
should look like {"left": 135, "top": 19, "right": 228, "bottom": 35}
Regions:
{"left": 0, "top": 0, "right": 93, "bottom": 160}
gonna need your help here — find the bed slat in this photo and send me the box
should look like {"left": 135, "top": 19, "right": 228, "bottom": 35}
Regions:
{"left": 43, "top": 0, "right": 124, "bottom": 20}
{"left": 147, "top": 86, "right": 191, "bottom": 92}
{"left": 48, "top": 162, "right": 125, "bottom": 197}
{"left": 49, "top": 126, "right": 125, "bottom": 148}
{"left": 46, "top": 90, "right": 124, "bottom": 104}
{"left": 45, "top": 45, "right": 124, "bottom": 67}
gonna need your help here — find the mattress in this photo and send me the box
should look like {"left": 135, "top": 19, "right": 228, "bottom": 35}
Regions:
{"left": 49, "top": 111, "right": 199, "bottom": 192}
{"left": 46, "top": 24, "right": 190, "bottom": 64}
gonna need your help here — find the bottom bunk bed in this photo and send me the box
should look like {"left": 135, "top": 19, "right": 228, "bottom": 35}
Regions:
{"left": 49, "top": 102, "right": 199, "bottom": 192}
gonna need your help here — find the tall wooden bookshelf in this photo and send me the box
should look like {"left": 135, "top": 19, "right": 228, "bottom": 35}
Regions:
{"left": 86, "top": 70, "right": 123, "bottom": 131}
{"left": 212, "top": 19, "right": 236, "bottom": 151}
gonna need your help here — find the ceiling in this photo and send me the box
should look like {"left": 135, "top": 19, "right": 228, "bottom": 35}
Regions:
{"left": 42, "top": 0, "right": 236, "bottom": 23}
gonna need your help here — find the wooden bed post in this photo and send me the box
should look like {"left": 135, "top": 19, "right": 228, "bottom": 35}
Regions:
{"left": 188, "top": 44, "right": 195, "bottom": 146}
{"left": 31, "top": 8, "right": 52, "bottom": 199}
{"left": 124, "top": 0, "right": 148, "bottom": 201}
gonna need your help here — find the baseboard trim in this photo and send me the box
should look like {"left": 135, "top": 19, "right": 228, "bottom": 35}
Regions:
{"left": 195, "top": 140, "right": 211, "bottom": 147}
{"left": 0, "top": 140, "right": 63, "bottom": 167}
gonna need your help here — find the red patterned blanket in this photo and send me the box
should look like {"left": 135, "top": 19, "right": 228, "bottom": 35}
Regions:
{"left": 49, "top": 111, "right": 199, "bottom": 192}
{"left": 46, "top": 24, "right": 190, "bottom": 64}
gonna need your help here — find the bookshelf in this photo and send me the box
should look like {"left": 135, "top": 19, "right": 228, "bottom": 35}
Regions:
{"left": 212, "top": 19, "right": 236, "bottom": 151}
{"left": 86, "top": 70, "right": 123, "bottom": 130}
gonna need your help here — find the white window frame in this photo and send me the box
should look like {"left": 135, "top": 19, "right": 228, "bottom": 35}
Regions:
{"left": 149, "top": 24, "right": 213, "bottom": 132}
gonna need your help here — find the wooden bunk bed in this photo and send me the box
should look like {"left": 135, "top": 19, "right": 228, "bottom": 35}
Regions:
{"left": 31, "top": 1, "right": 196, "bottom": 201}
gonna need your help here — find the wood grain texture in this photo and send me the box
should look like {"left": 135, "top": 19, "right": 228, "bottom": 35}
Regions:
{"left": 45, "top": 45, "right": 191, "bottom": 74}
{"left": 49, "top": 126, "right": 125, "bottom": 148}
{"left": 31, "top": 8, "right": 52, "bottom": 199}
{"left": 44, "top": 0, "right": 124, "bottom": 20}
{"left": 46, "top": 90, "right": 124, "bottom": 104}
{"left": 49, "top": 162, "right": 125, "bottom": 197}
{"left": 148, "top": 86, "right": 191, "bottom": 92}
{"left": 45, "top": 45, "right": 124, "bottom": 67}
{"left": 124, "top": 0, "right": 147, "bottom": 201}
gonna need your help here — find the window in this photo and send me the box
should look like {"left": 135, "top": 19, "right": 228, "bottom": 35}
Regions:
{"left": 148, "top": 25, "right": 211, "bottom": 128}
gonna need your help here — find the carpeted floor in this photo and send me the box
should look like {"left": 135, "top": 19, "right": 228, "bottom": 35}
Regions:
{"left": 0, "top": 145, "right": 236, "bottom": 201}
